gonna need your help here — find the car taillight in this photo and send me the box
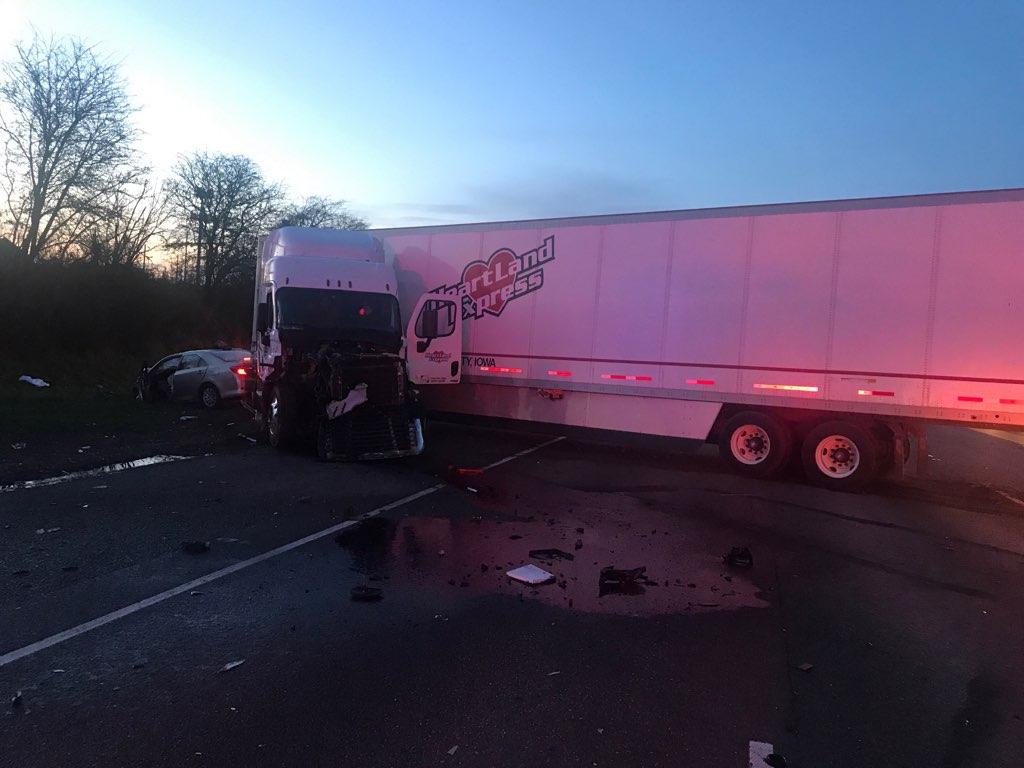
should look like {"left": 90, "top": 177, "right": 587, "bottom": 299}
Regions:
{"left": 233, "top": 366, "right": 248, "bottom": 377}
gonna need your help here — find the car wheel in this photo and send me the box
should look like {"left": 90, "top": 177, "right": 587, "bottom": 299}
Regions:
{"left": 718, "top": 410, "right": 793, "bottom": 480}
{"left": 801, "top": 420, "right": 880, "bottom": 492}
{"left": 200, "top": 383, "right": 221, "bottom": 410}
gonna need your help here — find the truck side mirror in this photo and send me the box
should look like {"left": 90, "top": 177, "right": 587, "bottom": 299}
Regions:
{"left": 256, "top": 302, "right": 268, "bottom": 333}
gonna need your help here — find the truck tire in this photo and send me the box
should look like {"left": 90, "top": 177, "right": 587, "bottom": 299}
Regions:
{"left": 266, "top": 385, "right": 298, "bottom": 450}
{"left": 801, "top": 420, "right": 879, "bottom": 492}
{"left": 718, "top": 411, "right": 793, "bottom": 479}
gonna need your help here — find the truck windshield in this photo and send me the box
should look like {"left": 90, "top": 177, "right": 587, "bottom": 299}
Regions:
{"left": 275, "top": 288, "right": 401, "bottom": 338}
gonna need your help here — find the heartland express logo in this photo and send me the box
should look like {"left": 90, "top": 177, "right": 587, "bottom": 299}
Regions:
{"left": 433, "top": 236, "right": 555, "bottom": 320}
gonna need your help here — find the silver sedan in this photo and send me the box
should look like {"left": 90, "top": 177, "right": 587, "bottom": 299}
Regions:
{"left": 135, "top": 348, "right": 251, "bottom": 409}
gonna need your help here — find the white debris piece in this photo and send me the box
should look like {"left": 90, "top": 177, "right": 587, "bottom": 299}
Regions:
{"left": 18, "top": 375, "right": 50, "bottom": 388}
{"left": 506, "top": 564, "right": 555, "bottom": 585}
{"left": 218, "top": 660, "right": 245, "bottom": 673}
{"left": 11, "top": 443, "right": 26, "bottom": 450}
{"left": 748, "top": 741, "right": 774, "bottom": 767}
{"left": 326, "top": 383, "right": 369, "bottom": 420}
{"left": 447, "top": 745, "right": 459, "bottom": 756}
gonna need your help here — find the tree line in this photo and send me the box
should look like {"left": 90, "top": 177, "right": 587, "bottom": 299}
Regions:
{"left": 0, "top": 34, "right": 367, "bottom": 291}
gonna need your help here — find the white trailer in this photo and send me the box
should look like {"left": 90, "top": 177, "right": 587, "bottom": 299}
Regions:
{"left": 374, "top": 188, "right": 1024, "bottom": 490}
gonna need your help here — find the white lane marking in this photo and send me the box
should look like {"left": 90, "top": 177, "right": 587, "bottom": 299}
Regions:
{"left": 0, "top": 435, "right": 565, "bottom": 669}
{"left": 973, "top": 428, "right": 1024, "bottom": 448}
{"left": 749, "top": 741, "right": 774, "bottom": 767}
{"left": 994, "top": 489, "right": 1024, "bottom": 508}
{"left": 0, "top": 455, "right": 192, "bottom": 493}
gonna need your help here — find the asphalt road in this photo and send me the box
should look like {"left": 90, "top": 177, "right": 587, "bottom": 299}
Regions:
{"left": 2, "top": 418, "right": 1023, "bottom": 767}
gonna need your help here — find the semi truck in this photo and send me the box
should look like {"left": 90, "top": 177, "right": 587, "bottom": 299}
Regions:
{"left": 253, "top": 188, "right": 1024, "bottom": 491}
{"left": 248, "top": 227, "right": 461, "bottom": 460}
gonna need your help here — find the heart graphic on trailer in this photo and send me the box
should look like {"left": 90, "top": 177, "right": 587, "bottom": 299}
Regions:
{"left": 461, "top": 248, "right": 519, "bottom": 316}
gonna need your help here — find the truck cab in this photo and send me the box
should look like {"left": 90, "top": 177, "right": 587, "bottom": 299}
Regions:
{"left": 249, "top": 227, "right": 461, "bottom": 459}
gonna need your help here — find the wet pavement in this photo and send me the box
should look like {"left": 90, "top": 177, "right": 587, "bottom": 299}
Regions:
{"left": 1, "top": 420, "right": 1023, "bottom": 767}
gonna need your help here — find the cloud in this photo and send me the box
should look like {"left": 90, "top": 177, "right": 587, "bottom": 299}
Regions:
{"left": 466, "top": 169, "right": 674, "bottom": 220}
{"left": 369, "top": 168, "right": 676, "bottom": 228}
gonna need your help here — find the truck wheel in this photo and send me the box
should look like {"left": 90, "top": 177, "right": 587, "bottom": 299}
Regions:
{"left": 266, "top": 385, "right": 298, "bottom": 450}
{"left": 718, "top": 411, "right": 793, "bottom": 479}
{"left": 801, "top": 420, "right": 879, "bottom": 492}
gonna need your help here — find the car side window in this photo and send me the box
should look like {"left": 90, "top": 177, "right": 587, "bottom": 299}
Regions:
{"left": 179, "top": 354, "right": 200, "bottom": 370}
{"left": 157, "top": 356, "right": 181, "bottom": 373}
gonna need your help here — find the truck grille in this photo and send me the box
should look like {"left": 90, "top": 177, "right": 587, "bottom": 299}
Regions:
{"left": 335, "top": 361, "right": 404, "bottom": 406}
{"left": 324, "top": 406, "right": 420, "bottom": 459}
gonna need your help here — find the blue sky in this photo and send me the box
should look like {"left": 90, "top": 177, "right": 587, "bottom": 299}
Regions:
{"left": 3, "top": 0, "right": 1023, "bottom": 227}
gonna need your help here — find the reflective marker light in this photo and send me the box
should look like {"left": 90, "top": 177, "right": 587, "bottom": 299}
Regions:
{"left": 999, "top": 398, "right": 1020, "bottom": 405}
{"left": 857, "top": 389, "right": 894, "bottom": 397}
{"left": 601, "top": 374, "right": 653, "bottom": 381}
{"left": 479, "top": 366, "right": 522, "bottom": 373}
{"left": 753, "top": 383, "right": 819, "bottom": 393}
{"left": 685, "top": 378, "right": 716, "bottom": 386}
{"left": 547, "top": 370, "right": 572, "bottom": 377}
{"left": 958, "top": 395, "right": 983, "bottom": 403}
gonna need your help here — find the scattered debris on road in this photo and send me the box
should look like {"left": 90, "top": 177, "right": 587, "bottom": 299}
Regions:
{"left": 447, "top": 745, "right": 459, "bottom": 756}
{"left": 598, "top": 566, "right": 647, "bottom": 597}
{"left": 11, "top": 442, "right": 26, "bottom": 450}
{"left": 218, "top": 660, "right": 245, "bottom": 673}
{"left": 238, "top": 434, "right": 258, "bottom": 444}
{"left": 797, "top": 662, "right": 814, "bottom": 673}
{"left": 35, "top": 527, "right": 61, "bottom": 534}
{"left": 179, "top": 415, "right": 197, "bottom": 421}
{"left": 507, "top": 564, "right": 555, "bottom": 585}
{"left": 181, "top": 540, "right": 211, "bottom": 554}
{"left": 11, "top": 691, "right": 23, "bottom": 708}
{"left": 725, "top": 546, "right": 754, "bottom": 569}
{"left": 18, "top": 375, "right": 50, "bottom": 388}
{"left": 529, "top": 548, "right": 575, "bottom": 562}
{"left": 765, "top": 754, "right": 788, "bottom": 767}
{"left": 351, "top": 585, "right": 384, "bottom": 602}
{"left": 547, "top": 670, "right": 561, "bottom": 676}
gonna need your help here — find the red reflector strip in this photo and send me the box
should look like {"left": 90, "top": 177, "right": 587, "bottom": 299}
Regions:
{"left": 479, "top": 366, "right": 522, "bottom": 373}
{"left": 753, "top": 383, "right": 819, "bottom": 393}
{"left": 685, "top": 378, "right": 715, "bottom": 386}
{"left": 547, "top": 370, "right": 572, "bottom": 377}
{"left": 601, "top": 374, "right": 653, "bottom": 381}
{"left": 857, "top": 389, "right": 894, "bottom": 397}
{"left": 999, "top": 398, "right": 1020, "bottom": 405}
{"left": 958, "top": 396, "right": 983, "bottom": 403}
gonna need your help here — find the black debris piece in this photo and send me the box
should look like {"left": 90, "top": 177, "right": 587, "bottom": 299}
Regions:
{"left": 765, "top": 754, "right": 788, "bottom": 768}
{"left": 480, "top": 564, "right": 489, "bottom": 572}
{"left": 724, "top": 546, "right": 753, "bottom": 569}
{"left": 11, "top": 691, "right": 23, "bottom": 709}
{"left": 574, "top": 539, "right": 583, "bottom": 550}
{"left": 351, "top": 585, "right": 383, "bottom": 602}
{"left": 529, "top": 548, "right": 575, "bottom": 562}
{"left": 62, "top": 565, "right": 78, "bottom": 572}
{"left": 598, "top": 566, "right": 647, "bottom": 597}
{"left": 575, "top": 527, "right": 584, "bottom": 534}
{"left": 181, "top": 541, "right": 210, "bottom": 555}
{"left": 509, "top": 534, "right": 523, "bottom": 540}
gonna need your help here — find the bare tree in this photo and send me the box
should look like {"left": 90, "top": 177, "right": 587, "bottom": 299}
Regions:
{"left": 280, "top": 195, "right": 368, "bottom": 230}
{"left": 75, "top": 172, "right": 167, "bottom": 267}
{"left": 0, "top": 34, "right": 137, "bottom": 262}
{"left": 164, "top": 152, "right": 282, "bottom": 289}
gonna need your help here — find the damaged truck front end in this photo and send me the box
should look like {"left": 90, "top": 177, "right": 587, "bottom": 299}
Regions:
{"left": 312, "top": 346, "right": 424, "bottom": 460}
{"left": 250, "top": 227, "right": 461, "bottom": 462}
